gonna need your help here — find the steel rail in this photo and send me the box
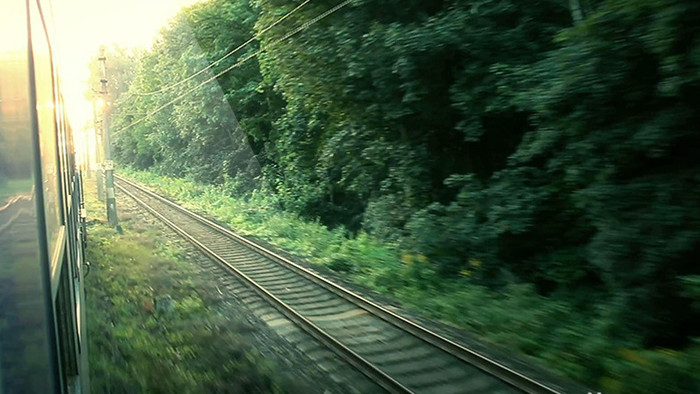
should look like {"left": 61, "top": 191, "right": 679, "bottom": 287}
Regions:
{"left": 115, "top": 174, "right": 563, "bottom": 394}
{"left": 0, "top": 193, "right": 33, "bottom": 212}
{"left": 115, "top": 178, "right": 411, "bottom": 394}
{"left": 0, "top": 194, "right": 34, "bottom": 235}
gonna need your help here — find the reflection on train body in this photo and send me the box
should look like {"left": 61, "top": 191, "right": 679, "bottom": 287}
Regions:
{"left": 0, "top": 0, "right": 89, "bottom": 393}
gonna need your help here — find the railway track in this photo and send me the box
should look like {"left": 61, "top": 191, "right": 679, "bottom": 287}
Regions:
{"left": 115, "top": 175, "right": 562, "bottom": 394}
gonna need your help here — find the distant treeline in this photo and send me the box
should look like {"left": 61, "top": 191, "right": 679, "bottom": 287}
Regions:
{"left": 106, "top": 0, "right": 699, "bottom": 389}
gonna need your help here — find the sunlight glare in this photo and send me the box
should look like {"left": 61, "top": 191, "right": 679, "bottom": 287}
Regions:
{"left": 50, "top": 0, "right": 202, "bottom": 143}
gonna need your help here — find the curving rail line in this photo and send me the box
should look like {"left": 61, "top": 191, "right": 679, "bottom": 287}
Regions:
{"left": 114, "top": 175, "right": 563, "bottom": 394}
{"left": 0, "top": 193, "right": 34, "bottom": 235}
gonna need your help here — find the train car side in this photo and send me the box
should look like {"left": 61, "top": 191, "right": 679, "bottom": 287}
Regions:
{"left": 0, "top": 0, "right": 89, "bottom": 393}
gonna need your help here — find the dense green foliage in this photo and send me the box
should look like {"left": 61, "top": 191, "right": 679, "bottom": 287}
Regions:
{"left": 112, "top": 0, "right": 271, "bottom": 188}
{"left": 104, "top": 0, "right": 700, "bottom": 391}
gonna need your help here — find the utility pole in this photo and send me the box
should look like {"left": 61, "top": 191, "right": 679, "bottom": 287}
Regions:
{"left": 83, "top": 127, "right": 91, "bottom": 179}
{"left": 93, "top": 98, "right": 104, "bottom": 199}
{"left": 98, "top": 48, "right": 120, "bottom": 231}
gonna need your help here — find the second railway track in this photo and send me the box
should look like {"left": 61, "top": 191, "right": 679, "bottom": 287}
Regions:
{"left": 115, "top": 175, "right": 561, "bottom": 394}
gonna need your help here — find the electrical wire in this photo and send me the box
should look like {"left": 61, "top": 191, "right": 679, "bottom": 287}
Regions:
{"left": 112, "top": 0, "right": 353, "bottom": 137}
{"left": 129, "top": 0, "right": 312, "bottom": 96}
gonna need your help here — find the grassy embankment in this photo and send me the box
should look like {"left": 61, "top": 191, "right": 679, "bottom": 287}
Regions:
{"left": 119, "top": 168, "right": 699, "bottom": 393}
{"left": 84, "top": 186, "right": 282, "bottom": 393}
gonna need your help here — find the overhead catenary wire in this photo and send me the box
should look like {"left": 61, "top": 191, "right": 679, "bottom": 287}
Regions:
{"left": 129, "top": 0, "right": 312, "bottom": 96}
{"left": 112, "top": 0, "right": 354, "bottom": 137}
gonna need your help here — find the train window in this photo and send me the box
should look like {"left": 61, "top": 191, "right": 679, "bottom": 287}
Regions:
{"left": 55, "top": 252, "right": 79, "bottom": 384}
{"left": 30, "top": 0, "right": 64, "bottom": 264}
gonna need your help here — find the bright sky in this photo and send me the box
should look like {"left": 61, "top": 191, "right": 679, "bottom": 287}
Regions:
{"left": 52, "top": 0, "right": 201, "bottom": 132}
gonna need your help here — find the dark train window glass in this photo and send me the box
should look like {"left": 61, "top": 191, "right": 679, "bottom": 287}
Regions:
{"left": 55, "top": 254, "right": 78, "bottom": 380}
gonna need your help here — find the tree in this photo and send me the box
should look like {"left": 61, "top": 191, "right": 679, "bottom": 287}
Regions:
{"left": 256, "top": 0, "right": 571, "bottom": 231}
{"left": 406, "top": 0, "right": 700, "bottom": 347}
{"left": 112, "top": 0, "right": 279, "bottom": 190}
